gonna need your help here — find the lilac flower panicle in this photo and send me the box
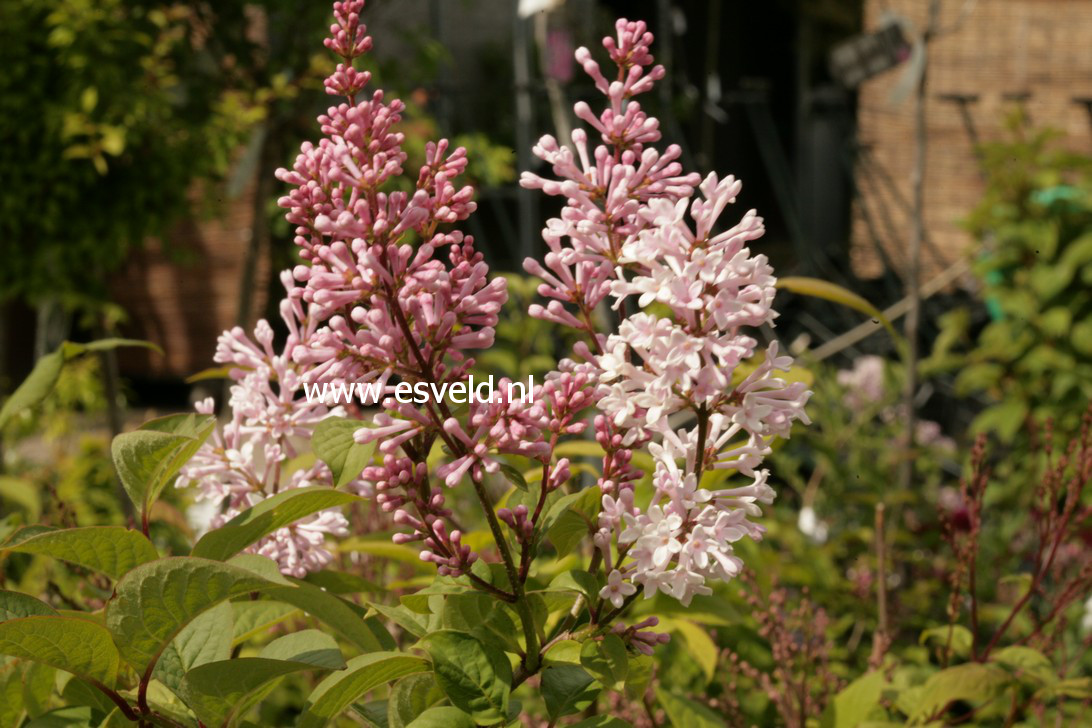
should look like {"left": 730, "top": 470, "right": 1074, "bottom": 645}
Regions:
{"left": 523, "top": 20, "right": 811, "bottom": 605}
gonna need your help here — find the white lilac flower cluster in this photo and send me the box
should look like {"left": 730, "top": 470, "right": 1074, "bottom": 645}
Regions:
{"left": 522, "top": 20, "right": 811, "bottom": 606}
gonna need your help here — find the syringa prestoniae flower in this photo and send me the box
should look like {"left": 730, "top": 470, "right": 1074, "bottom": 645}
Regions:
{"left": 524, "top": 19, "right": 811, "bottom": 605}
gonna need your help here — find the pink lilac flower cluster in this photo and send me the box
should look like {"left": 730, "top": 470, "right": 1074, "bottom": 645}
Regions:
{"left": 176, "top": 272, "right": 354, "bottom": 578}
{"left": 521, "top": 20, "right": 811, "bottom": 606}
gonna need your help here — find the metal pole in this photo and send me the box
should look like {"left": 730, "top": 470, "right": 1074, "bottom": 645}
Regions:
{"left": 513, "top": 8, "right": 537, "bottom": 264}
{"left": 899, "top": 0, "right": 942, "bottom": 492}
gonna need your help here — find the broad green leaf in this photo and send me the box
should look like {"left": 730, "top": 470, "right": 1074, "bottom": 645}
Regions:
{"left": 265, "top": 582, "right": 395, "bottom": 653}
{"left": 424, "top": 630, "right": 511, "bottom": 724}
{"left": 1037, "top": 677, "right": 1092, "bottom": 700}
{"left": 154, "top": 601, "right": 233, "bottom": 695}
{"left": 387, "top": 673, "right": 445, "bottom": 728}
{"left": 2, "top": 527, "right": 157, "bottom": 580}
{"left": 820, "top": 670, "right": 886, "bottom": 728}
{"left": 775, "top": 277, "right": 897, "bottom": 337}
{"left": 367, "top": 600, "right": 430, "bottom": 639}
{"left": 0, "top": 590, "right": 57, "bottom": 622}
{"left": 548, "top": 571, "right": 601, "bottom": 603}
{"left": 0, "top": 477, "right": 41, "bottom": 521}
{"left": 669, "top": 620, "right": 717, "bottom": 684}
{"left": 22, "top": 706, "right": 95, "bottom": 727}
{"left": 497, "top": 463, "right": 528, "bottom": 492}
{"left": 655, "top": 688, "right": 725, "bottom": 728}
{"left": 230, "top": 601, "right": 300, "bottom": 645}
{"left": 990, "top": 646, "right": 1054, "bottom": 683}
{"left": 182, "top": 657, "right": 328, "bottom": 726}
{"left": 352, "top": 700, "right": 390, "bottom": 728}
{"left": 542, "top": 664, "right": 599, "bottom": 721}
{"left": 60, "top": 677, "right": 119, "bottom": 716}
{"left": 312, "top": 417, "right": 374, "bottom": 488}
{"left": 625, "top": 653, "right": 654, "bottom": 699}
{"left": 22, "top": 661, "right": 55, "bottom": 719}
{"left": 299, "top": 652, "right": 430, "bottom": 728}
{"left": 909, "top": 663, "right": 1009, "bottom": 722}
{"left": 192, "top": 486, "right": 361, "bottom": 561}
{"left": 440, "top": 593, "right": 521, "bottom": 655}
{"left": 552, "top": 441, "right": 606, "bottom": 459}
{"left": 181, "top": 629, "right": 345, "bottom": 726}
{"left": 0, "top": 350, "right": 64, "bottom": 430}
{"left": 919, "top": 625, "right": 973, "bottom": 660}
{"left": 0, "top": 660, "right": 25, "bottom": 727}
{"left": 580, "top": 634, "right": 628, "bottom": 692}
{"left": 305, "top": 569, "right": 385, "bottom": 595}
{"left": 405, "top": 706, "right": 476, "bottom": 728}
{"left": 111, "top": 414, "right": 215, "bottom": 519}
{"left": 340, "top": 537, "right": 432, "bottom": 571}
{"left": 104, "top": 557, "right": 282, "bottom": 672}
{"left": 260, "top": 629, "right": 344, "bottom": 670}
{"left": 545, "top": 487, "right": 601, "bottom": 556}
{"left": 0, "top": 616, "right": 120, "bottom": 687}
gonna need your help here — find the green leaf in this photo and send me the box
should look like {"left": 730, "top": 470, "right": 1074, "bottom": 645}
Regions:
{"left": 990, "top": 646, "right": 1054, "bottom": 683}
{"left": 0, "top": 660, "right": 25, "bottom": 728}
{"left": 0, "top": 349, "right": 64, "bottom": 430}
{"left": 424, "top": 630, "right": 511, "bottom": 724}
{"left": 192, "top": 486, "right": 361, "bottom": 562}
{"left": 655, "top": 688, "right": 725, "bottom": 728}
{"left": 0, "top": 341, "right": 159, "bottom": 430}
{"left": 776, "top": 277, "right": 898, "bottom": 339}
{"left": 352, "top": 700, "right": 390, "bottom": 728}
{"left": 625, "top": 654, "right": 654, "bottom": 699}
{"left": 367, "top": 600, "right": 430, "bottom": 639}
{"left": 154, "top": 601, "right": 233, "bottom": 695}
{"left": 0, "top": 616, "right": 121, "bottom": 687}
{"left": 111, "top": 413, "right": 215, "bottom": 519}
{"left": 919, "top": 625, "right": 973, "bottom": 660}
{"left": 0, "top": 477, "right": 41, "bottom": 521}
{"left": 440, "top": 593, "right": 521, "bottom": 655}
{"left": 298, "top": 652, "right": 430, "bottom": 728}
{"left": 497, "top": 463, "right": 528, "bottom": 492}
{"left": 23, "top": 706, "right": 95, "bottom": 727}
{"left": 548, "top": 571, "right": 601, "bottom": 603}
{"left": 260, "top": 629, "right": 344, "bottom": 669}
{"left": 182, "top": 657, "right": 317, "bottom": 726}
{"left": 104, "top": 557, "right": 282, "bottom": 672}
{"left": 265, "top": 581, "right": 396, "bottom": 653}
{"left": 405, "top": 706, "right": 476, "bottom": 728}
{"left": 668, "top": 620, "right": 717, "bottom": 684}
{"left": 230, "top": 601, "right": 299, "bottom": 645}
{"left": 1038, "top": 677, "right": 1092, "bottom": 700}
{"left": 820, "top": 670, "right": 886, "bottom": 728}
{"left": 545, "top": 487, "right": 601, "bottom": 556}
{"left": 181, "top": 629, "right": 346, "bottom": 726}
{"left": 0, "top": 590, "right": 58, "bottom": 622}
{"left": 2, "top": 526, "right": 158, "bottom": 580}
{"left": 387, "top": 673, "right": 444, "bottom": 728}
{"left": 21, "top": 661, "right": 56, "bottom": 719}
{"left": 909, "top": 663, "right": 1010, "bottom": 722}
{"left": 580, "top": 634, "right": 628, "bottom": 692}
{"left": 312, "top": 417, "right": 374, "bottom": 488}
{"left": 542, "top": 664, "right": 599, "bottom": 721}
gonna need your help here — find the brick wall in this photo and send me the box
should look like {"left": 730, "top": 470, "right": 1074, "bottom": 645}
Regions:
{"left": 851, "top": 0, "right": 1092, "bottom": 281}
{"left": 109, "top": 184, "right": 268, "bottom": 379}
